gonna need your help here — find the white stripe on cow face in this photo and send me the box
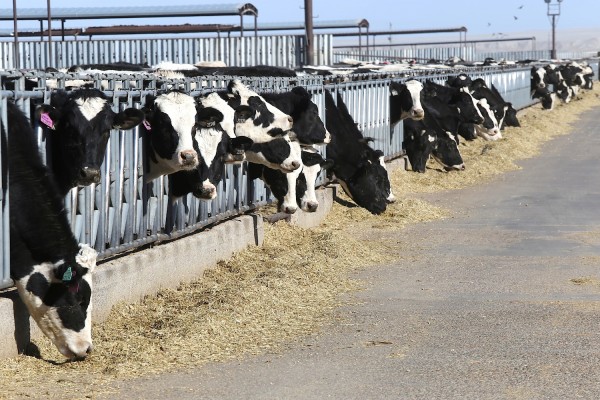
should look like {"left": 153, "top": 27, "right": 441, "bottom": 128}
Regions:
{"left": 405, "top": 80, "right": 424, "bottom": 120}
{"left": 15, "top": 244, "right": 97, "bottom": 359}
{"left": 199, "top": 93, "right": 236, "bottom": 138}
{"left": 534, "top": 68, "right": 547, "bottom": 88}
{"left": 300, "top": 162, "right": 321, "bottom": 212}
{"left": 75, "top": 96, "right": 107, "bottom": 121}
{"left": 195, "top": 127, "right": 222, "bottom": 169}
{"left": 475, "top": 99, "right": 501, "bottom": 141}
{"left": 378, "top": 155, "right": 396, "bottom": 203}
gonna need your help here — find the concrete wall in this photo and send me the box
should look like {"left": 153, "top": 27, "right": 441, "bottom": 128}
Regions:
{"left": 0, "top": 187, "right": 334, "bottom": 359}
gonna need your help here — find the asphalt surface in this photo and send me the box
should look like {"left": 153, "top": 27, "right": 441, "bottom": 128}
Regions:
{"left": 101, "top": 107, "right": 600, "bottom": 399}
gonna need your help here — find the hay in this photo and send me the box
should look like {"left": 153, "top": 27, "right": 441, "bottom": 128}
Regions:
{"left": 1, "top": 87, "right": 599, "bottom": 399}
{"left": 0, "top": 222, "right": 390, "bottom": 399}
{"left": 570, "top": 276, "right": 600, "bottom": 286}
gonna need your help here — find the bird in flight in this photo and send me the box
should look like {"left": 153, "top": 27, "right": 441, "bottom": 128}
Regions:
{"left": 518, "top": 5, "right": 524, "bottom": 9}
{"left": 514, "top": 16, "right": 518, "bottom": 20}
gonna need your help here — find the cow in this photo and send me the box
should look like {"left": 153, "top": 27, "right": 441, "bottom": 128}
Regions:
{"left": 168, "top": 106, "right": 252, "bottom": 200}
{"left": 35, "top": 88, "right": 144, "bottom": 195}
{"left": 248, "top": 149, "right": 332, "bottom": 214}
{"left": 403, "top": 111, "right": 465, "bottom": 172}
{"left": 3, "top": 100, "right": 98, "bottom": 360}
{"left": 260, "top": 86, "right": 331, "bottom": 145}
{"left": 531, "top": 66, "right": 548, "bottom": 92}
{"left": 224, "top": 79, "right": 294, "bottom": 142}
{"left": 544, "top": 64, "right": 573, "bottom": 104}
{"left": 389, "top": 79, "right": 425, "bottom": 128}
{"left": 325, "top": 90, "right": 393, "bottom": 215}
{"left": 141, "top": 90, "right": 203, "bottom": 182}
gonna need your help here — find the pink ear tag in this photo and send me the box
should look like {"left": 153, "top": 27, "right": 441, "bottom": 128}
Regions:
{"left": 142, "top": 119, "right": 152, "bottom": 131}
{"left": 40, "top": 112, "right": 55, "bottom": 130}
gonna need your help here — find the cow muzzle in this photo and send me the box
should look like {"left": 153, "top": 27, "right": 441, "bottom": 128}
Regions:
{"left": 78, "top": 167, "right": 101, "bottom": 186}
{"left": 411, "top": 108, "right": 425, "bottom": 120}
{"left": 179, "top": 150, "right": 199, "bottom": 168}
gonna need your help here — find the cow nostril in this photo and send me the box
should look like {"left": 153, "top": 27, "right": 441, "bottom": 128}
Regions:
{"left": 291, "top": 161, "right": 301, "bottom": 170}
{"left": 86, "top": 344, "right": 93, "bottom": 355}
{"left": 180, "top": 151, "right": 197, "bottom": 163}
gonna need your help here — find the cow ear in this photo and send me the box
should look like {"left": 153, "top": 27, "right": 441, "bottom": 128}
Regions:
{"left": 197, "top": 107, "right": 224, "bottom": 128}
{"left": 113, "top": 108, "right": 144, "bottom": 130}
{"left": 36, "top": 104, "right": 60, "bottom": 130}
{"left": 291, "top": 86, "right": 311, "bottom": 99}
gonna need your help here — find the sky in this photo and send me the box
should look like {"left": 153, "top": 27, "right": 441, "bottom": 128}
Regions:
{"left": 4, "top": 0, "right": 600, "bottom": 44}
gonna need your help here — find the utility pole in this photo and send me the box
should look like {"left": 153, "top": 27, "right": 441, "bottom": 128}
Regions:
{"left": 544, "top": 0, "right": 563, "bottom": 60}
{"left": 47, "top": 0, "right": 53, "bottom": 67}
{"left": 12, "top": 0, "right": 19, "bottom": 69}
{"left": 304, "top": 0, "right": 314, "bottom": 66}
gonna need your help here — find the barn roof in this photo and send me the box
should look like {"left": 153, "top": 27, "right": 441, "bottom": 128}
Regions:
{"left": 0, "top": 4, "right": 258, "bottom": 21}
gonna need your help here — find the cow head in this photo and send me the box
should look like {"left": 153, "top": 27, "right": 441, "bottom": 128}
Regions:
{"left": 339, "top": 159, "right": 390, "bottom": 215}
{"left": 475, "top": 98, "right": 502, "bottom": 140}
{"left": 286, "top": 86, "right": 331, "bottom": 145}
{"left": 142, "top": 91, "right": 199, "bottom": 180}
{"left": 14, "top": 244, "right": 97, "bottom": 360}
{"left": 431, "top": 131, "right": 465, "bottom": 171}
{"left": 299, "top": 150, "right": 333, "bottom": 212}
{"left": 453, "top": 89, "right": 485, "bottom": 125}
{"left": 403, "top": 124, "right": 437, "bottom": 173}
{"left": 227, "top": 80, "right": 293, "bottom": 139}
{"left": 531, "top": 66, "right": 547, "bottom": 90}
{"left": 36, "top": 89, "right": 144, "bottom": 194}
{"left": 389, "top": 79, "right": 424, "bottom": 127}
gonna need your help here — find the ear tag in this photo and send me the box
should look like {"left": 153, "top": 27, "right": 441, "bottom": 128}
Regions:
{"left": 62, "top": 266, "right": 73, "bottom": 282}
{"left": 205, "top": 121, "right": 216, "bottom": 128}
{"left": 40, "top": 112, "right": 55, "bottom": 130}
{"left": 236, "top": 118, "right": 246, "bottom": 124}
{"left": 142, "top": 120, "right": 152, "bottom": 131}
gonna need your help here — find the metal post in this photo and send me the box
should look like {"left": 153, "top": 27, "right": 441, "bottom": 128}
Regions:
{"left": 545, "top": 0, "right": 562, "bottom": 60}
{"left": 551, "top": 14, "right": 556, "bottom": 59}
{"left": 47, "top": 0, "right": 53, "bottom": 67}
{"left": 304, "top": 0, "right": 314, "bottom": 66}
{"left": 12, "top": 0, "right": 19, "bottom": 69}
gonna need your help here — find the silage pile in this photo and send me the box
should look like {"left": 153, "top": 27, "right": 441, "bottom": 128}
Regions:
{"left": 1, "top": 86, "right": 599, "bottom": 399}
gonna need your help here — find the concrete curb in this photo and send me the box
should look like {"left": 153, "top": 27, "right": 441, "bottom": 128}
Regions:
{"left": 0, "top": 187, "right": 335, "bottom": 359}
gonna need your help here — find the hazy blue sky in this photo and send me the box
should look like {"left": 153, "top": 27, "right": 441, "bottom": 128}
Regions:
{"left": 6, "top": 0, "right": 600, "bottom": 38}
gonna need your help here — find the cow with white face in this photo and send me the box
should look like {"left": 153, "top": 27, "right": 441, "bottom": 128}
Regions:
{"left": 5, "top": 100, "right": 98, "bottom": 360}
{"left": 475, "top": 98, "right": 502, "bottom": 141}
{"left": 389, "top": 79, "right": 425, "bottom": 128}
{"left": 141, "top": 91, "right": 200, "bottom": 182}
{"left": 531, "top": 66, "right": 548, "bottom": 92}
{"left": 36, "top": 88, "right": 144, "bottom": 195}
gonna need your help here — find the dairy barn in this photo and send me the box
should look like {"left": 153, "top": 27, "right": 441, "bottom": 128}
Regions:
{"left": 1, "top": 0, "right": 600, "bottom": 398}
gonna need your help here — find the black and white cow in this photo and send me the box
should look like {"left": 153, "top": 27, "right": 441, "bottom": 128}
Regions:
{"left": 325, "top": 90, "right": 393, "bottom": 215}
{"left": 141, "top": 90, "right": 201, "bottom": 181}
{"left": 4, "top": 100, "right": 97, "bottom": 360}
{"left": 248, "top": 149, "right": 333, "bottom": 214}
{"left": 36, "top": 88, "right": 144, "bottom": 195}
{"left": 403, "top": 92, "right": 466, "bottom": 172}
{"left": 168, "top": 106, "right": 252, "bottom": 200}
{"left": 389, "top": 79, "right": 425, "bottom": 128}
{"left": 260, "top": 86, "right": 331, "bottom": 145}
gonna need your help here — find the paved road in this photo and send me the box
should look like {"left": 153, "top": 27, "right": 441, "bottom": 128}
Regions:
{"left": 103, "top": 107, "right": 600, "bottom": 399}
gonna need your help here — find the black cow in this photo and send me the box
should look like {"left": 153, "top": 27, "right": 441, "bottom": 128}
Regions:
{"left": 4, "top": 100, "right": 98, "bottom": 360}
{"left": 325, "top": 90, "right": 393, "bottom": 215}
{"left": 35, "top": 88, "right": 144, "bottom": 195}
{"left": 389, "top": 79, "right": 425, "bottom": 128}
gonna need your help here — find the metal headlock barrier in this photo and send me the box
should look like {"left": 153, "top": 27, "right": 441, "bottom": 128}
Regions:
{"left": 0, "top": 62, "right": 597, "bottom": 290}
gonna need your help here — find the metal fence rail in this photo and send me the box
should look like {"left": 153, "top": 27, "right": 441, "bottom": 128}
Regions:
{"left": 1, "top": 64, "right": 590, "bottom": 290}
{"left": 0, "top": 34, "right": 333, "bottom": 70}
